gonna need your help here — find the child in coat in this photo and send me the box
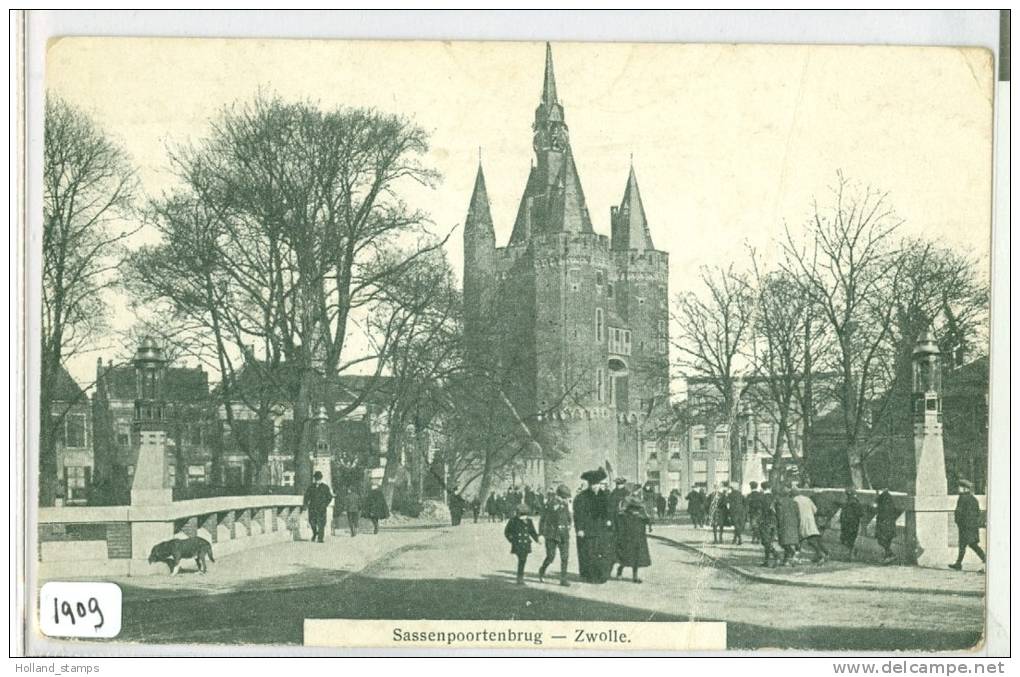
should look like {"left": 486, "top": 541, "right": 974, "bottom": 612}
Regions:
{"left": 504, "top": 504, "right": 540, "bottom": 585}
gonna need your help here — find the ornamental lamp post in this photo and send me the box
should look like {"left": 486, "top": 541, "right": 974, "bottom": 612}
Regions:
{"left": 907, "top": 329, "right": 949, "bottom": 567}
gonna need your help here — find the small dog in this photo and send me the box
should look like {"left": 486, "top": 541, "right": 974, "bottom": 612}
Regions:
{"left": 148, "top": 536, "right": 215, "bottom": 575}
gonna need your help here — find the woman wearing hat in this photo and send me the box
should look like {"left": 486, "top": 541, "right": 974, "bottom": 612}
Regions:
{"left": 504, "top": 503, "right": 540, "bottom": 585}
{"left": 614, "top": 487, "right": 652, "bottom": 582}
{"left": 839, "top": 486, "right": 865, "bottom": 560}
{"left": 573, "top": 467, "right": 614, "bottom": 583}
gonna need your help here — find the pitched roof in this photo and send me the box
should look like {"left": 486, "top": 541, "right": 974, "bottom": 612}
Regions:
{"left": 216, "top": 362, "right": 394, "bottom": 408}
{"left": 52, "top": 365, "right": 86, "bottom": 403}
{"left": 509, "top": 148, "right": 594, "bottom": 242}
{"left": 100, "top": 364, "right": 209, "bottom": 402}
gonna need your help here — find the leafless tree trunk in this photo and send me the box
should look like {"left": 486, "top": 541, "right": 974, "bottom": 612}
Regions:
{"left": 42, "top": 95, "right": 139, "bottom": 505}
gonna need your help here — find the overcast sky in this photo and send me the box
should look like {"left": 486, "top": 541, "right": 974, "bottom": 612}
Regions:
{"left": 47, "top": 38, "right": 994, "bottom": 386}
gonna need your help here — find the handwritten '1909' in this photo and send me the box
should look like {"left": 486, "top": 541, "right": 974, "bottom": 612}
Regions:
{"left": 52, "top": 597, "right": 104, "bottom": 630}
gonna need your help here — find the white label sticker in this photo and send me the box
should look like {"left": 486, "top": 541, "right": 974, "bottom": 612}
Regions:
{"left": 39, "top": 582, "right": 122, "bottom": 639}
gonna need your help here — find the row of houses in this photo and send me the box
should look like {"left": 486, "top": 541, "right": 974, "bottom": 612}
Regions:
{"left": 48, "top": 337, "right": 988, "bottom": 505}
{"left": 49, "top": 337, "right": 445, "bottom": 506}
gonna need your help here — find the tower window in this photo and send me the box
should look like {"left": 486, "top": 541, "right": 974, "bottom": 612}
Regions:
{"left": 596, "top": 368, "right": 604, "bottom": 402}
{"left": 595, "top": 308, "right": 604, "bottom": 342}
{"left": 607, "top": 283, "right": 614, "bottom": 298}
{"left": 568, "top": 268, "right": 580, "bottom": 292}
{"left": 638, "top": 297, "right": 645, "bottom": 306}
{"left": 595, "top": 270, "right": 605, "bottom": 287}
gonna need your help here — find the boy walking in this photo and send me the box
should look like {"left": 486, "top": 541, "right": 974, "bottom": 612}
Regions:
{"left": 504, "top": 504, "right": 540, "bottom": 585}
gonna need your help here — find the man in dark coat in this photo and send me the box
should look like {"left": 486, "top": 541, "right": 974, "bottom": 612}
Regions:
{"left": 686, "top": 486, "right": 706, "bottom": 528}
{"left": 614, "top": 494, "right": 652, "bottom": 583}
{"left": 573, "top": 468, "right": 614, "bottom": 583}
{"left": 874, "top": 487, "right": 899, "bottom": 563}
{"left": 504, "top": 504, "right": 540, "bottom": 585}
{"left": 775, "top": 486, "right": 800, "bottom": 565}
{"left": 727, "top": 484, "right": 747, "bottom": 545}
{"left": 362, "top": 484, "right": 390, "bottom": 534}
{"left": 538, "top": 484, "right": 573, "bottom": 586}
{"left": 485, "top": 493, "right": 499, "bottom": 522}
{"left": 757, "top": 484, "right": 780, "bottom": 567}
{"left": 949, "top": 479, "right": 985, "bottom": 571}
{"left": 839, "top": 486, "right": 865, "bottom": 560}
{"left": 342, "top": 483, "right": 363, "bottom": 537}
{"left": 667, "top": 490, "right": 679, "bottom": 517}
{"left": 302, "top": 471, "right": 333, "bottom": 543}
{"left": 747, "top": 481, "right": 765, "bottom": 544}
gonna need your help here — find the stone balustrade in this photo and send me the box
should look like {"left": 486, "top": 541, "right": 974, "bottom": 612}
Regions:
{"left": 38, "top": 494, "right": 310, "bottom": 577}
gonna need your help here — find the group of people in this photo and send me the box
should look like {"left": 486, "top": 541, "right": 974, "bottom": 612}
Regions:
{"left": 302, "top": 471, "right": 391, "bottom": 541}
{"left": 502, "top": 467, "right": 653, "bottom": 587}
{"left": 682, "top": 478, "right": 986, "bottom": 571}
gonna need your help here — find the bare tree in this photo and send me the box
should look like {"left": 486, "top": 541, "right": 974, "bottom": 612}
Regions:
{"left": 745, "top": 253, "right": 830, "bottom": 485}
{"left": 781, "top": 172, "right": 905, "bottom": 488}
{"left": 41, "top": 95, "right": 139, "bottom": 505}
{"left": 127, "top": 94, "right": 443, "bottom": 492}
{"left": 672, "top": 265, "right": 755, "bottom": 486}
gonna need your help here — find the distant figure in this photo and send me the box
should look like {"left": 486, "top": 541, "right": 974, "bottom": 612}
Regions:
{"left": 686, "top": 486, "right": 706, "bottom": 528}
{"left": 363, "top": 485, "right": 390, "bottom": 534}
{"left": 667, "top": 489, "right": 679, "bottom": 517}
{"left": 302, "top": 471, "right": 333, "bottom": 543}
{"left": 614, "top": 490, "right": 652, "bottom": 583}
{"left": 343, "top": 483, "right": 362, "bottom": 537}
{"left": 470, "top": 496, "right": 482, "bottom": 523}
{"left": 775, "top": 486, "right": 800, "bottom": 566}
{"left": 839, "top": 486, "right": 865, "bottom": 560}
{"left": 949, "top": 479, "right": 985, "bottom": 571}
{"left": 793, "top": 488, "right": 828, "bottom": 563}
{"left": 538, "top": 484, "right": 573, "bottom": 586}
{"left": 709, "top": 484, "right": 729, "bottom": 544}
{"left": 747, "top": 481, "right": 765, "bottom": 544}
{"left": 504, "top": 504, "right": 539, "bottom": 585}
{"left": 655, "top": 492, "right": 667, "bottom": 519}
{"left": 448, "top": 485, "right": 467, "bottom": 526}
{"left": 485, "top": 493, "right": 500, "bottom": 522}
{"left": 874, "top": 487, "right": 898, "bottom": 563}
{"left": 757, "top": 484, "right": 780, "bottom": 567}
{"left": 727, "top": 484, "right": 747, "bottom": 545}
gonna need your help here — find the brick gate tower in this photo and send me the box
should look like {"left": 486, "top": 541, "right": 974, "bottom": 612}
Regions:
{"left": 463, "top": 43, "right": 671, "bottom": 487}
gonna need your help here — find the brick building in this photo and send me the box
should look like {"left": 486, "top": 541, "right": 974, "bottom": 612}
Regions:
{"left": 50, "top": 365, "right": 93, "bottom": 505}
{"left": 462, "top": 44, "right": 672, "bottom": 486}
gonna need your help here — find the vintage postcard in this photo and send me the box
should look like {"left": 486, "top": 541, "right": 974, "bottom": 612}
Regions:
{"left": 25, "top": 33, "right": 997, "bottom": 656}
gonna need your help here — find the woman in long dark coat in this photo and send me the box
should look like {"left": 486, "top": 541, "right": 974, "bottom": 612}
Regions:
{"left": 362, "top": 486, "right": 390, "bottom": 534}
{"left": 875, "top": 488, "right": 899, "bottom": 563}
{"left": 838, "top": 487, "right": 865, "bottom": 560}
{"left": 573, "top": 468, "right": 615, "bottom": 583}
{"left": 614, "top": 494, "right": 652, "bottom": 583}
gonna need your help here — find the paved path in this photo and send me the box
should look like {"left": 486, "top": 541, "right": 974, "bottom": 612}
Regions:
{"left": 651, "top": 524, "right": 985, "bottom": 597}
{"left": 110, "top": 521, "right": 983, "bottom": 650}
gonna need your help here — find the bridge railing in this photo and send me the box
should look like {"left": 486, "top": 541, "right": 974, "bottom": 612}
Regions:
{"left": 38, "top": 494, "right": 309, "bottom": 578}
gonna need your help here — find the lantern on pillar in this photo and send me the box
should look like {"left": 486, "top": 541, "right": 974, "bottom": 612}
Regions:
{"left": 911, "top": 329, "right": 942, "bottom": 426}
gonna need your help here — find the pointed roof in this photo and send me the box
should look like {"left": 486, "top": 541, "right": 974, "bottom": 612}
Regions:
{"left": 613, "top": 164, "right": 654, "bottom": 250}
{"left": 465, "top": 163, "right": 494, "bottom": 234}
{"left": 542, "top": 42, "right": 558, "bottom": 106}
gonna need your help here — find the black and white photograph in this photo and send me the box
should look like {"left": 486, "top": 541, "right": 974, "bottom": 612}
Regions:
{"left": 15, "top": 11, "right": 1009, "bottom": 660}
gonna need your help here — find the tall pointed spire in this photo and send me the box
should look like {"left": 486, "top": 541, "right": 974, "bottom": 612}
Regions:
{"left": 466, "top": 162, "right": 494, "bottom": 234}
{"left": 542, "top": 41, "right": 558, "bottom": 105}
{"left": 612, "top": 164, "right": 654, "bottom": 251}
